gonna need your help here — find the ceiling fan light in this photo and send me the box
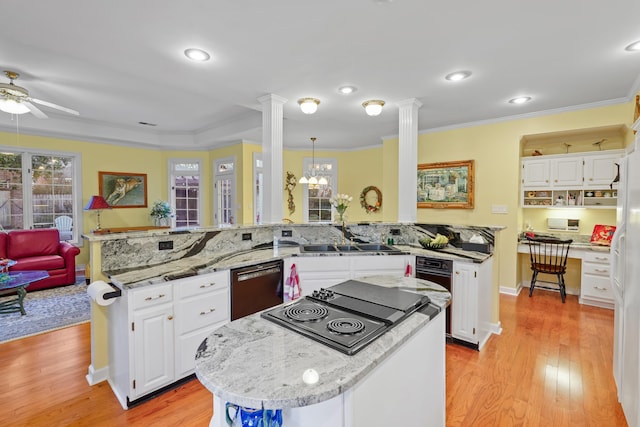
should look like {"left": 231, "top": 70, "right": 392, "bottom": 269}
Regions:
{"left": 362, "top": 100, "right": 385, "bottom": 116}
{"left": 0, "top": 98, "right": 29, "bottom": 115}
{"left": 625, "top": 41, "right": 640, "bottom": 51}
{"left": 298, "top": 98, "right": 320, "bottom": 114}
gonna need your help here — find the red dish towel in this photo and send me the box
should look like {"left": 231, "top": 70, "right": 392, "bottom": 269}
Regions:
{"left": 285, "top": 263, "right": 301, "bottom": 301}
{"left": 405, "top": 262, "right": 413, "bottom": 277}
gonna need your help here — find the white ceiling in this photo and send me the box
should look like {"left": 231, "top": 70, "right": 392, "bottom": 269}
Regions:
{"left": 1, "top": 0, "right": 639, "bottom": 151}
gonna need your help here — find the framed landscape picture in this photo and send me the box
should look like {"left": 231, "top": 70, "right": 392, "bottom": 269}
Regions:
{"left": 417, "top": 160, "right": 474, "bottom": 209}
{"left": 99, "top": 171, "right": 148, "bottom": 208}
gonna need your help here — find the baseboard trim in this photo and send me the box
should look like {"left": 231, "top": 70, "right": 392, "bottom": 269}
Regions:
{"left": 489, "top": 321, "right": 502, "bottom": 336}
{"left": 499, "top": 285, "right": 521, "bottom": 296}
{"left": 86, "top": 364, "right": 109, "bottom": 386}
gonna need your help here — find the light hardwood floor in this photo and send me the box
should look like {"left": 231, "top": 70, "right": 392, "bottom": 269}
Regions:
{"left": 0, "top": 291, "right": 627, "bottom": 426}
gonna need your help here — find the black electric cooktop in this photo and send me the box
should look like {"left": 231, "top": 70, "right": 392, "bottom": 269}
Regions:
{"left": 261, "top": 280, "right": 437, "bottom": 355}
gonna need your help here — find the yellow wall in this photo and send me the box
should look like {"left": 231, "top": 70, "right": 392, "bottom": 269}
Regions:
{"left": 380, "top": 101, "right": 635, "bottom": 295}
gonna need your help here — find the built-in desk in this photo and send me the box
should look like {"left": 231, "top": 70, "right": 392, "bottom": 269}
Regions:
{"left": 517, "top": 242, "right": 612, "bottom": 309}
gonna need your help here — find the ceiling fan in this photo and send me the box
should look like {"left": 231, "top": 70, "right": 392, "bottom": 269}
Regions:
{"left": 0, "top": 70, "right": 79, "bottom": 118}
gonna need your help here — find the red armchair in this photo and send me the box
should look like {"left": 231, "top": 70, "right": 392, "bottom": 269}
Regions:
{"left": 0, "top": 229, "right": 81, "bottom": 292}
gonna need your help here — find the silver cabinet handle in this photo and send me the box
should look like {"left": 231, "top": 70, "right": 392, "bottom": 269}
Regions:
{"left": 200, "top": 308, "right": 216, "bottom": 315}
{"left": 144, "top": 293, "right": 166, "bottom": 301}
{"left": 199, "top": 282, "right": 216, "bottom": 289}
{"left": 595, "top": 269, "right": 609, "bottom": 273}
{"left": 594, "top": 257, "right": 608, "bottom": 261}
{"left": 594, "top": 286, "right": 608, "bottom": 291}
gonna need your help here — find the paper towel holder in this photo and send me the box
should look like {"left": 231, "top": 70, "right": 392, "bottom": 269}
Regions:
{"left": 103, "top": 283, "right": 122, "bottom": 300}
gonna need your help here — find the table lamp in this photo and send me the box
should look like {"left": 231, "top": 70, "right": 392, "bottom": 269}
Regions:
{"left": 84, "top": 195, "right": 110, "bottom": 231}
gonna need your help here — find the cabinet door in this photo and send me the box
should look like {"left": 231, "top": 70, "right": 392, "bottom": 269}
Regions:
{"left": 550, "top": 157, "right": 583, "bottom": 187}
{"left": 452, "top": 263, "right": 477, "bottom": 344}
{"left": 584, "top": 154, "right": 621, "bottom": 187}
{"left": 351, "top": 255, "right": 408, "bottom": 279}
{"left": 132, "top": 304, "right": 175, "bottom": 398}
{"left": 522, "top": 159, "right": 550, "bottom": 188}
{"left": 291, "top": 257, "right": 350, "bottom": 297}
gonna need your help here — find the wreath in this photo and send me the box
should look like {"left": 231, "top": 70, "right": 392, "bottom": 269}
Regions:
{"left": 360, "top": 186, "right": 382, "bottom": 213}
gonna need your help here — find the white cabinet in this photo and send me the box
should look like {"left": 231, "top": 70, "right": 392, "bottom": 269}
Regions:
{"left": 451, "top": 259, "right": 493, "bottom": 350}
{"left": 286, "top": 257, "right": 350, "bottom": 298}
{"left": 351, "top": 255, "right": 411, "bottom": 279}
{"left": 521, "top": 151, "right": 622, "bottom": 209}
{"left": 286, "top": 255, "right": 412, "bottom": 298}
{"left": 522, "top": 158, "right": 550, "bottom": 188}
{"left": 174, "top": 272, "right": 230, "bottom": 378}
{"left": 584, "top": 154, "right": 620, "bottom": 187}
{"left": 550, "top": 157, "right": 583, "bottom": 187}
{"left": 579, "top": 251, "right": 614, "bottom": 309}
{"left": 108, "top": 271, "right": 230, "bottom": 409}
{"left": 132, "top": 300, "right": 174, "bottom": 397}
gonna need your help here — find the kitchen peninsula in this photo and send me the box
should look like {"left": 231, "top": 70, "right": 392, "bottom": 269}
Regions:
{"left": 83, "top": 222, "right": 499, "bottom": 409}
{"left": 194, "top": 275, "right": 451, "bottom": 427}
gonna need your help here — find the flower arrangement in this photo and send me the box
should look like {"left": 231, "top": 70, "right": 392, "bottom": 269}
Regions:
{"left": 329, "top": 193, "right": 353, "bottom": 222}
{"left": 150, "top": 200, "right": 173, "bottom": 225}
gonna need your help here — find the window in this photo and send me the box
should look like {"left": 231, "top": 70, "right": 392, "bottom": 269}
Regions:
{"left": 302, "top": 157, "right": 337, "bottom": 223}
{"left": 213, "top": 157, "right": 236, "bottom": 226}
{"left": 0, "top": 148, "right": 81, "bottom": 242}
{"left": 169, "top": 159, "right": 201, "bottom": 228}
{"left": 253, "top": 153, "right": 263, "bottom": 224}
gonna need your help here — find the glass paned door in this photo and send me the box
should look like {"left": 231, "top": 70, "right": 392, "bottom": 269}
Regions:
{"left": 214, "top": 157, "right": 235, "bottom": 226}
{"left": 0, "top": 152, "right": 23, "bottom": 230}
{"left": 170, "top": 160, "right": 201, "bottom": 228}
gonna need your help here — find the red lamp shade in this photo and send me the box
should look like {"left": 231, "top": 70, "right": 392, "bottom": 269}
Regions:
{"left": 84, "top": 195, "right": 110, "bottom": 210}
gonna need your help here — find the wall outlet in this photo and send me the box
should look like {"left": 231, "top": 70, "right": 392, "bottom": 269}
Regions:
{"left": 158, "top": 241, "right": 173, "bottom": 250}
{"left": 242, "top": 233, "right": 252, "bottom": 241}
{"left": 390, "top": 228, "right": 401, "bottom": 236}
{"left": 282, "top": 230, "right": 293, "bottom": 237}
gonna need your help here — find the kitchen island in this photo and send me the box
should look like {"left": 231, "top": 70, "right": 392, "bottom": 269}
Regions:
{"left": 194, "top": 275, "right": 450, "bottom": 427}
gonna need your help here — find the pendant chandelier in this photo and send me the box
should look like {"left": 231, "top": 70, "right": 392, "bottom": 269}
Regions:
{"left": 298, "top": 137, "right": 328, "bottom": 186}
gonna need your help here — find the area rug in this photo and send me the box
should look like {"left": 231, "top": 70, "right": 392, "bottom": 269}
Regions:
{"left": 0, "top": 278, "right": 90, "bottom": 343}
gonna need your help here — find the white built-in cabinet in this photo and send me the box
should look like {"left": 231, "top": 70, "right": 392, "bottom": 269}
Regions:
{"left": 284, "top": 255, "right": 413, "bottom": 298}
{"left": 451, "top": 259, "right": 493, "bottom": 350}
{"left": 521, "top": 150, "right": 622, "bottom": 208}
{"left": 580, "top": 251, "right": 614, "bottom": 309}
{"left": 108, "top": 270, "right": 230, "bottom": 409}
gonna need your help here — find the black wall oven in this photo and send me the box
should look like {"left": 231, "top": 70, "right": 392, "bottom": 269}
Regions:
{"left": 415, "top": 256, "right": 453, "bottom": 336}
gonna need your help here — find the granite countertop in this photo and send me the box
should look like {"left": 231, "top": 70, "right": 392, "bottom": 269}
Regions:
{"left": 194, "top": 275, "right": 450, "bottom": 410}
{"left": 107, "top": 243, "right": 491, "bottom": 289}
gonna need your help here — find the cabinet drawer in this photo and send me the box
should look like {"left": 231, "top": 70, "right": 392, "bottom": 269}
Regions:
{"left": 582, "top": 262, "right": 611, "bottom": 277}
{"left": 174, "top": 271, "right": 229, "bottom": 299}
{"left": 175, "top": 289, "right": 229, "bottom": 334}
{"left": 175, "top": 324, "right": 221, "bottom": 378}
{"left": 581, "top": 275, "right": 614, "bottom": 302}
{"left": 582, "top": 251, "right": 610, "bottom": 264}
{"left": 131, "top": 283, "right": 173, "bottom": 309}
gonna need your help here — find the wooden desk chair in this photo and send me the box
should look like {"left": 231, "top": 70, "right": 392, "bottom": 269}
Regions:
{"left": 526, "top": 236, "right": 573, "bottom": 303}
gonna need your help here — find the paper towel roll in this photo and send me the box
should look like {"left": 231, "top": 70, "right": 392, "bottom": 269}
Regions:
{"left": 87, "top": 280, "right": 117, "bottom": 306}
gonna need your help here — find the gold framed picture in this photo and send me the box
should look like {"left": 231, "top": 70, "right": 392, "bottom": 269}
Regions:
{"left": 417, "top": 160, "right": 474, "bottom": 209}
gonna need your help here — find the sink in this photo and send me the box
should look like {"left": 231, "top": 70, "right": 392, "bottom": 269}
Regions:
{"left": 335, "top": 245, "right": 361, "bottom": 252}
{"left": 300, "top": 244, "right": 338, "bottom": 252}
{"left": 356, "top": 244, "right": 398, "bottom": 252}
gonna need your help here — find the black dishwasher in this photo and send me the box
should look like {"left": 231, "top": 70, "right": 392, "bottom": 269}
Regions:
{"left": 231, "top": 260, "right": 283, "bottom": 320}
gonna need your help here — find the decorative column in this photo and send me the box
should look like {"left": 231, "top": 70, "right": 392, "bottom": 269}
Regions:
{"left": 397, "top": 98, "right": 422, "bottom": 223}
{"left": 258, "top": 94, "right": 287, "bottom": 224}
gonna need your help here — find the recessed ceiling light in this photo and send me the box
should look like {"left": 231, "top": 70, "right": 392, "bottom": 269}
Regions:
{"left": 445, "top": 71, "right": 472, "bottom": 82}
{"left": 338, "top": 86, "right": 357, "bottom": 94}
{"left": 625, "top": 41, "right": 640, "bottom": 51}
{"left": 509, "top": 96, "right": 532, "bottom": 105}
{"left": 184, "top": 48, "right": 211, "bottom": 62}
